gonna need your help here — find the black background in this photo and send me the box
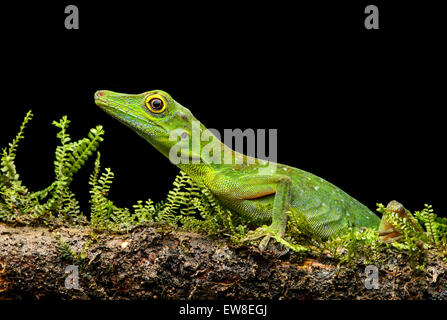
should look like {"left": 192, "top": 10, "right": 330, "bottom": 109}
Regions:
{"left": 1, "top": 0, "right": 445, "bottom": 220}
{"left": 1, "top": 0, "right": 446, "bottom": 314}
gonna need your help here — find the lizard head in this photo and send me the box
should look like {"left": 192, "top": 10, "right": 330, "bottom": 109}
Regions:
{"left": 94, "top": 89, "right": 206, "bottom": 162}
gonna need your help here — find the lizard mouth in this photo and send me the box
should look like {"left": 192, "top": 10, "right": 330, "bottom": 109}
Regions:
{"left": 94, "top": 90, "right": 132, "bottom": 126}
{"left": 94, "top": 90, "right": 109, "bottom": 108}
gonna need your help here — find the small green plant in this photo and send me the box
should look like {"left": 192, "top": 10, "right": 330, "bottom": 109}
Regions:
{"left": 0, "top": 110, "right": 34, "bottom": 222}
{"left": 0, "top": 111, "right": 103, "bottom": 225}
{"left": 323, "top": 227, "right": 381, "bottom": 266}
{"left": 89, "top": 152, "right": 138, "bottom": 231}
{"left": 414, "top": 204, "right": 447, "bottom": 247}
{"left": 53, "top": 231, "right": 95, "bottom": 266}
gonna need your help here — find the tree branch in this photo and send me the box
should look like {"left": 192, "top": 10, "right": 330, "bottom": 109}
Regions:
{"left": 0, "top": 223, "right": 446, "bottom": 299}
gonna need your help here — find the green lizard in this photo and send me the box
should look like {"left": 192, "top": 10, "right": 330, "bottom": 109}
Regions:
{"left": 94, "top": 89, "right": 398, "bottom": 251}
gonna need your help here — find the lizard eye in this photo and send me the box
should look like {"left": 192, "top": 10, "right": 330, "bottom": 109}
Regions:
{"left": 145, "top": 94, "right": 167, "bottom": 113}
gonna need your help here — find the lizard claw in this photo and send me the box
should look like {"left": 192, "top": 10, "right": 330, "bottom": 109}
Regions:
{"left": 242, "top": 225, "right": 276, "bottom": 251}
{"left": 243, "top": 226, "right": 308, "bottom": 253}
{"left": 243, "top": 225, "right": 270, "bottom": 241}
{"left": 259, "top": 234, "right": 272, "bottom": 251}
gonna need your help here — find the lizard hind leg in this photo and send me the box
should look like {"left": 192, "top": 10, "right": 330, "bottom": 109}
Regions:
{"left": 378, "top": 200, "right": 422, "bottom": 242}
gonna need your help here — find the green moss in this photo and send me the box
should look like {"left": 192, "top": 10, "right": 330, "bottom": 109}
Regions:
{"left": 0, "top": 111, "right": 103, "bottom": 225}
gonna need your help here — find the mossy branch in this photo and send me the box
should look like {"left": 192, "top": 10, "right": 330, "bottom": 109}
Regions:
{"left": 0, "top": 111, "right": 446, "bottom": 273}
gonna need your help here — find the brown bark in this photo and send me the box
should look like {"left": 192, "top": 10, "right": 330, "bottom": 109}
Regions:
{"left": 0, "top": 222, "right": 446, "bottom": 300}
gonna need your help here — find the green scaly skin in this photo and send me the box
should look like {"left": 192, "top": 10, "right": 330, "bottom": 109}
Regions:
{"left": 95, "top": 89, "right": 381, "bottom": 251}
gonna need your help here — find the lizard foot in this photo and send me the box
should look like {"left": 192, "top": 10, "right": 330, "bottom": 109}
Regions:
{"left": 243, "top": 225, "right": 308, "bottom": 253}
